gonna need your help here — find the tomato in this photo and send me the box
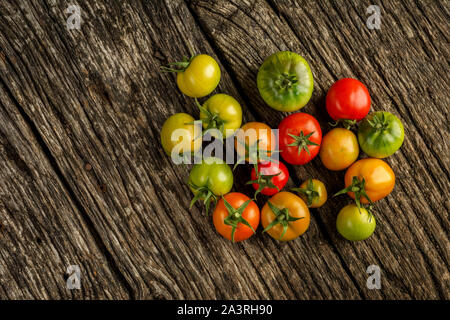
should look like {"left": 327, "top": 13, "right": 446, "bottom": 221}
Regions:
{"left": 335, "top": 158, "right": 395, "bottom": 207}
{"left": 261, "top": 192, "right": 310, "bottom": 241}
{"left": 292, "top": 179, "right": 327, "bottom": 208}
{"left": 161, "top": 54, "right": 220, "bottom": 98}
{"left": 326, "top": 78, "right": 371, "bottom": 121}
{"left": 188, "top": 157, "right": 233, "bottom": 213}
{"left": 336, "top": 204, "right": 376, "bottom": 241}
{"left": 248, "top": 161, "right": 289, "bottom": 198}
{"left": 160, "top": 113, "right": 202, "bottom": 156}
{"left": 235, "top": 122, "right": 276, "bottom": 165}
{"left": 257, "top": 51, "right": 314, "bottom": 112}
{"left": 278, "top": 113, "right": 322, "bottom": 165}
{"left": 319, "top": 128, "right": 359, "bottom": 171}
{"left": 198, "top": 94, "right": 242, "bottom": 139}
{"left": 213, "top": 193, "right": 260, "bottom": 242}
{"left": 358, "top": 111, "right": 404, "bottom": 158}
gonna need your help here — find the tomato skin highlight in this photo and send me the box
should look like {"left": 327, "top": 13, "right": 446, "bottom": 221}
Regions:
{"left": 199, "top": 93, "right": 242, "bottom": 138}
{"left": 345, "top": 158, "right": 395, "bottom": 203}
{"left": 213, "top": 193, "right": 260, "bottom": 242}
{"left": 257, "top": 51, "right": 314, "bottom": 112}
{"left": 250, "top": 161, "right": 289, "bottom": 196}
{"left": 326, "top": 78, "right": 371, "bottom": 121}
{"left": 176, "top": 54, "right": 221, "bottom": 98}
{"left": 278, "top": 113, "right": 322, "bottom": 165}
{"left": 358, "top": 111, "right": 404, "bottom": 158}
{"left": 160, "top": 113, "right": 201, "bottom": 156}
{"left": 336, "top": 204, "right": 376, "bottom": 241}
{"left": 261, "top": 192, "right": 310, "bottom": 241}
{"left": 319, "top": 128, "right": 359, "bottom": 171}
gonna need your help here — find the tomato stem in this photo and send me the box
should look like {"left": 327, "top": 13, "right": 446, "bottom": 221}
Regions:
{"left": 263, "top": 201, "right": 303, "bottom": 240}
{"left": 333, "top": 176, "right": 374, "bottom": 214}
{"left": 246, "top": 171, "right": 281, "bottom": 199}
{"left": 286, "top": 131, "right": 319, "bottom": 156}
{"left": 160, "top": 54, "right": 195, "bottom": 73}
{"left": 222, "top": 196, "right": 255, "bottom": 242}
{"left": 291, "top": 178, "right": 319, "bottom": 207}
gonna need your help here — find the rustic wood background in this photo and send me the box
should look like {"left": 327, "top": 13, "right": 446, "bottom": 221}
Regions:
{"left": 0, "top": 0, "right": 448, "bottom": 300}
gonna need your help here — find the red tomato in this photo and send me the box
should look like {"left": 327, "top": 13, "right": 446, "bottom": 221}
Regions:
{"left": 326, "top": 78, "right": 371, "bottom": 121}
{"left": 249, "top": 161, "right": 289, "bottom": 197}
{"left": 278, "top": 113, "right": 322, "bottom": 165}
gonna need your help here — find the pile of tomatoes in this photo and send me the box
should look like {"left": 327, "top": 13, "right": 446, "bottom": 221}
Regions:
{"left": 160, "top": 51, "right": 404, "bottom": 243}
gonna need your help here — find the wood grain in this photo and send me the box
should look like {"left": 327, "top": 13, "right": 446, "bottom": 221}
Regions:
{"left": 0, "top": 0, "right": 448, "bottom": 299}
{"left": 0, "top": 80, "right": 130, "bottom": 299}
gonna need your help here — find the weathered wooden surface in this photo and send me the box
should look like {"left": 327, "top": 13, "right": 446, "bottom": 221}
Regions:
{"left": 0, "top": 0, "right": 448, "bottom": 299}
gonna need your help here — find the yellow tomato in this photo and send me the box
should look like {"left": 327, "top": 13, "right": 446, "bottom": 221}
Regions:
{"left": 176, "top": 54, "right": 221, "bottom": 98}
{"left": 160, "top": 113, "right": 201, "bottom": 156}
{"left": 293, "top": 179, "right": 327, "bottom": 208}
{"left": 320, "top": 128, "right": 359, "bottom": 171}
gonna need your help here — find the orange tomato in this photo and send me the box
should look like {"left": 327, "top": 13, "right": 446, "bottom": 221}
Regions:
{"left": 261, "top": 192, "right": 310, "bottom": 241}
{"left": 235, "top": 122, "right": 276, "bottom": 163}
{"left": 319, "top": 128, "right": 359, "bottom": 171}
{"left": 344, "top": 158, "right": 395, "bottom": 203}
{"left": 213, "top": 193, "right": 260, "bottom": 242}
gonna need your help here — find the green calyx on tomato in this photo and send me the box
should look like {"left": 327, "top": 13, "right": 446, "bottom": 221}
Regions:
{"left": 358, "top": 111, "right": 404, "bottom": 158}
{"left": 221, "top": 196, "right": 256, "bottom": 242}
{"left": 263, "top": 201, "right": 303, "bottom": 240}
{"left": 160, "top": 53, "right": 194, "bottom": 73}
{"left": 246, "top": 171, "right": 281, "bottom": 199}
{"left": 188, "top": 157, "right": 233, "bottom": 214}
{"left": 291, "top": 179, "right": 319, "bottom": 207}
{"left": 329, "top": 119, "right": 357, "bottom": 130}
{"left": 197, "top": 94, "right": 242, "bottom": 139}
{"left": 257, "top": 51, "right": 314, "bottom": 112}
{"left": 334, "top": 176, "right": 374, "bottom": 215}
{"left": 287, "top": 131, "right": 319, "bottom": 156}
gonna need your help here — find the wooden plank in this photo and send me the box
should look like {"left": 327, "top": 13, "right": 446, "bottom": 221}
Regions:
{"left": 0, "top": 80, "right": 130, "bottom": 299}
{"left": 0, "top": 0, "right": 362, "bottom": 299}
{"left": 187, "top": 0, "right": 449, "bottom": 299}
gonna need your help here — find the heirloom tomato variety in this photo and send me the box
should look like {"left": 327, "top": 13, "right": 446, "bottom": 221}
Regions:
{"left": 188, "top": 157, "right": 233, "bottom": 214}
{"left": 248, "top": 161, "right": 289, "bottom": 198}
{"left": 336, "top": 204, "right": 376, "bottom": 241}
{"left": 261, "top": 192, "right": 310, "bottom": 241}
{"left": 198, "top": 93, "right": 242, "bottom": 138}
{"left": 292, "top": 178, "right": 327, "bottom": 208}
{"left": 235, "top": 122, "right": 276, "bottom": 164}
{"left": 162, "top": 54, "right": 220, "bottom": 98}
{"left": 160, "top": 113, "right": 201, "bottom": 156}
{"left": 319, "top": 128, "right": 359, "bottom": 171}
{"left": 213, "top": 193, "right": 260, "bottom": 242}
{"left": 326, "top": 78, "right": 371, "bottom": 121}
{"left": 257, "top": 51, "right": 314, "bottom": 112}
{"left": 335, "top": 158, "right": 395, "bottom": 207}
{"left": 358, "top": 111, "right": 404, "bottom": 158}
{"left": 278, "top": 113, "right": 322, "bottom": 165}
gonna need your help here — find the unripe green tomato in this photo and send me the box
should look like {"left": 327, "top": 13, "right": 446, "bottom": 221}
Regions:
{"left": 336, "top": 204, "right": 376, "bottom": 241}
{"left": 188, "top": 157, "right": 233, "bottom": 197}
{"left": 358, "top": 111, "right": 404, "bottom": 158}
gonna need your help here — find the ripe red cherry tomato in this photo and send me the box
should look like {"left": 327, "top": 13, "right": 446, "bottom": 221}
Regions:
{"left": 278, "top": 113, "right": 322, "bottom": 165}
{"left": 249, "top": 161, "right": 289, "bottom": 198}
{"left": 326, "top": 78, "right": 371, "bottom": 121}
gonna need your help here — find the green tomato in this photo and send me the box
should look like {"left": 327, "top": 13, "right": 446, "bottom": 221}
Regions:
{"left": 188, "top": 157, "right": 233, "bottom": 213}
{"left": 198, "top": 94, "right": 242, "bottom": 138}
{"left": 160, "top": 113, "right": 202, "bottom": 156}
{"left": 336, "top": 204, "right": 376, "bottom": 241}
{"left": 358, "top": 111, "right": 404, "bottom": 158}
{"left": 257, "top": 51, "right": 314, "bottom": 112}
